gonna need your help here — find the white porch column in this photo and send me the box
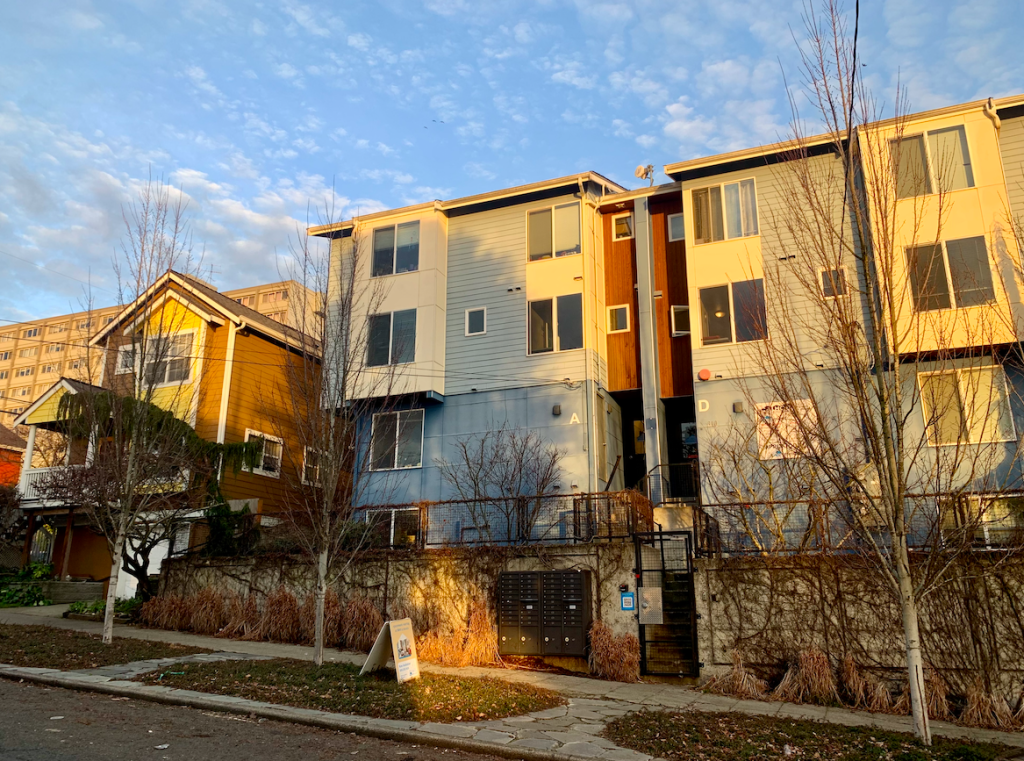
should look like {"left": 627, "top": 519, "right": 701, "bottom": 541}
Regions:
{"left": 18, "top": 424, "right": 37, "bottom": 495}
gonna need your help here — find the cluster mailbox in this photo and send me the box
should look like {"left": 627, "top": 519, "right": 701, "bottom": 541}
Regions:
{"left": 498, "top": 570, "right": 592, "bottom": 657}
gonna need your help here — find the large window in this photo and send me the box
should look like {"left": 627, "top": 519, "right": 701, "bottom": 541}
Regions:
{"left": 529, "top": 293, "right": 583, "bottom": 354}
{"left": 907, "top": 236, "right": 994, "bottom": 312}
{"left": 692, "top": 179, "right": 758, "bottom": 244}
{"left": 372, "top": 221, "right": 420, "bottom": 277}
{"left": 367, "top": 309, "right": 416, "bottom": 366}
{"left": 919, "top": 366, "right": 1014, "bottom": 446}
{"left": 939, "top": 495, "right": 1023, "bottom": 548}
{"left": 528, "top": 203, "right": 581, "bottom": 261}
{"left": 245, "top": 429, "right": 283, "bottom": 478}
{"left": 371, "top": 409, "right": 424, "bottom": 470}
{"left": 892, "top": 126, "right": 974, "bottom": 199}
{"left": 698, "top": 279, "right": 766, "bottom": 346}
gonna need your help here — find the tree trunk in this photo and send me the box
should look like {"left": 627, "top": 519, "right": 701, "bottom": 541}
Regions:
{"left": 103, "top": 529, "right": 126, "bottom": 645}
{"left": 313, "top": 547, "right": 328, "bottom": 667}
{"left": 896, "top": 546, "right": 931, "bottom": 745}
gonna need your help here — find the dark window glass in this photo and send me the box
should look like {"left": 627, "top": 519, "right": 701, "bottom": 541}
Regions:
{"left": 892, "top": 135, "right": 932, "bottom": 199}
{"left": 367, "top": 313, "right": 392, "bottom": 366}
{"left": 699, "top": 285, "right": 732, "bottom": 345}
{"left": 372, "top": 227, "right": 396, "bottom": 277}
{"left": 907, "top": 244, "right": 951, "bottom": 311}
{"left": 371, "top": 413, "right": 398, "bottom": 469}
{"left": 822, "top": 268, "right": 847, "bottom": 298}
{"left": 609, "top": 306, "right": 628, "bottom": 332}
{"left": 529, "top": 299, "right": 554, "bottom": 354}
{"left": 467, "top": 308, "right": 485, "bottom": 335}
{"left": 733, "top": 279, "right": 767, "bottom": 343}
{"left": 396, "top": 409, "right": 424, "bottom": 467}
{"left": 946, "top": 236, "right": 994, "bottom": 307}
{"left": 395, "top": 222, "right": 420, "bottom": 273}
{"left": 391, "top": 309, "right": 417, "bottom": 364}
{"left": 528, "top": 209, "right": 553, "bottom": 261}
{"left": 557, "top": 293, "right": 583, "bottom": 351}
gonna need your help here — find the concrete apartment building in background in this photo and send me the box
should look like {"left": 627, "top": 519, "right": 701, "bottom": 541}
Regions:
{"left": 0, "top": 279, "right": 315, "bottom": 429}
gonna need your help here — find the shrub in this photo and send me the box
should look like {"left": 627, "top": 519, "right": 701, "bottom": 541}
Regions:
{"left": 960, "top": 677, "right": 1016, "bottom": 729}
{"left": 418, "top": 601, "right": 498, "bottom": 668}
{"left": 839, "top": 654, "right": 894, "bottom": 713}
{"left": 773, "top": 649, "right": 841, "bottom": 705}
{"left": 342, "top": 595, "right": 383, "bottom": 652}
{"left": 588, "top": 620, "right": 640, "bottom": 682}
{"left": 298, "top": 590, "right": 343, "bottom": 647}
{"left": 262, "top": 586, "right": 301, "bottom": 644}
{"left": 705, "top": 651, "right": 769, "bottom": 699}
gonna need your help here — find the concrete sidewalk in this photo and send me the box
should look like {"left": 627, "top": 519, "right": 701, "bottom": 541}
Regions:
{"left": 3, "top": 604, "right": 1023, "bottom": 751}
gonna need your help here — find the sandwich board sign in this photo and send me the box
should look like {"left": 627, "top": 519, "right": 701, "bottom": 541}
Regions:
{"left": 359, "top": 617, "right": 420, "bottom": 683}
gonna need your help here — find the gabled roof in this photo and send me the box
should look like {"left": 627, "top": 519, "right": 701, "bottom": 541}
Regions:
{"left": 11, "top": 377, "right": 105, "bottom": 428}
{"left": 89, "top": 271, "right": 318, "bottom": 354}
{"left": 0, "top": 423, "right": 26, "bottom": 452}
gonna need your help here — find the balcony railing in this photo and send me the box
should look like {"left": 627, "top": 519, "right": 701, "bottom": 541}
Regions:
{"left": 19, "top": 467, "right": 78, "bottom": 506}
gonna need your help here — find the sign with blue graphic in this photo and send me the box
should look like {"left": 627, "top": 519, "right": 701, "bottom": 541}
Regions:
{"left": 621, "top": 592, "right": 635, "bottom": 611}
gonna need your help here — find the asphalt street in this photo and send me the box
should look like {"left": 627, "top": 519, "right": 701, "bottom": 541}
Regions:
{"left": 0, "top": 679, "right": 505, "bottom": 761}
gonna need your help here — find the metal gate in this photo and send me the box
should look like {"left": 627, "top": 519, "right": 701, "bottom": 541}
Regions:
{"left": 634, "top": 531, "right": 699, "bottom": 676}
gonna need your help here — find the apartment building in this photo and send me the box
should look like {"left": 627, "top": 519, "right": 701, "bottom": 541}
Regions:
{"left": 0, "top": 279, "right": 315, "bottom": 426}
{"left": 309, "top": 94, "right": 1024, "bottom": 545}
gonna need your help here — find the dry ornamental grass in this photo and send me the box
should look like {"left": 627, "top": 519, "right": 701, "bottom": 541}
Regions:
{"left": 587, "top": 621, "right": 640, "bottom": 682}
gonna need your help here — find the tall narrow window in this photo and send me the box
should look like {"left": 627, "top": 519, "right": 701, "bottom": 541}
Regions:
{"left": 821, "top": 268, "right": 848, "bottom": 298}
{"left": 553, "top": 203, "right": 581, "bottom": 256}
{"left": 699, "top": 286, "right": 732, "bottom": 345}
{"left": 528, "top": 209, "right": 553, "bottom": 261}
{"left": 670, "top": 305, "right": 690, "bottom": 336}
{"left": 928, "top": 126, "right": 974, "bottom": 193}
{"left": 245, "top": 430, "right": 283, "bottom": 478}
{"left": 465, "top": 308, "right": 486, "bottom": 336}
{"left": 529, "top": 299, "right": 554, "bottom": 354}
{"left": 371, "top": 409, "right": 424, "bottom": 470}
{"left": 732, "top": 279, "right": 766, "bottom": 343}
{"left": 907, "top": 244, "right": 951, "bottom": 312}
{"left": 557, "top": 293, "right": 583, "bottom": 350}
{"left": 946, "top": 236, "right": 994, "bottom": 307}
{"left": 667, "top": 213, "right": 685, "bottom": 242}
{"left": 893, "top": 135, "right": 931, "bottom": 199}
{"left": 372, "top": 227, "right": 396, "bottom": 276}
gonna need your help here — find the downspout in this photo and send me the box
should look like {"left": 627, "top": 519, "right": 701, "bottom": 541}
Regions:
{"left": 580, "top": 178, "right": 598, "bottom": 493}
{"left": 634, "top": 197, "right": 665, "bottom": 502}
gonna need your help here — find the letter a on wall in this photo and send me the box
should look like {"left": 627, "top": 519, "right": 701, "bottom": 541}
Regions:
{"left": 360, "top": 617, "right": 421, "bottom": 683}
{"left": 569, "top": 412, "right": 581, "bottom": 424}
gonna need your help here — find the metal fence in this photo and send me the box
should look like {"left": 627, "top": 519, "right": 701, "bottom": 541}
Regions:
{"left": 641, "top": 462, "right": 701, "bottom": 505}
{"left": 362, "top": 491, "right": 655, "bottom": 549}
{"left": 701, "top": 493, "right": 1024, "bottom": 555}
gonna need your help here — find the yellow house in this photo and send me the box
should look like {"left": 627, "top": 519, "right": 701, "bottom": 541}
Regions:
{"left": 857, "top": 96, "right": 1024, "bottom": 354}
{"left": 13, "top": 271, "right": 319, "bottom": 587}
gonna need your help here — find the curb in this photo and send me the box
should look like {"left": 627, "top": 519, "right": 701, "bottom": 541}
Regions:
{"left": 0, "top": 666, "right": 615, "bottom": 761}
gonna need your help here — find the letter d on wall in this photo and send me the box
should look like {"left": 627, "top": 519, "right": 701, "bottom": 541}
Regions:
{"left": 697, "top": 399, "right": 710, "bottom": 413}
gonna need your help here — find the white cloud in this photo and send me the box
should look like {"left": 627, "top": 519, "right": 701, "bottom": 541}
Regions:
{"left": 274, "top": 62, "right": 300, "bottom": 79}
{"left": 347, "top": 33, "right": 372, "bottom": 51}
{"left": 549, "top": 59, "right": 597, "bottom": 90}
{"left": 184, "top": 65, "right": 224, "bottom": 99}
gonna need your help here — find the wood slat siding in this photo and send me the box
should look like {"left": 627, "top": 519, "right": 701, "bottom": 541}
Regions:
{"left": 444, "top": 194, "right": 587, "bottom": 396}
{"left": 602, "top": 211, "right": 641, "bottom": 391}
{"left": 214, "top": 329, "right": 306, "bottom": 515}
{"left": 194, "top": 321, "right": 228, "bottom": 442}
{"left": 650, "top": 194, "right": 693, "bottom": 397}
{"left": 1001, "top": 115, "right": 1024, "bottom": 223}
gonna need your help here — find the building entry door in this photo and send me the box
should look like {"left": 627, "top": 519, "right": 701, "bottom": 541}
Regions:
{"left": 633, "top": 531, "right": 699, "bottom": 676}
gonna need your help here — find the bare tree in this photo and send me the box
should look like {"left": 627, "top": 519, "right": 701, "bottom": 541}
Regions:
{"left": 42, "top": 176, "right": 257, "bottom": 643}
{"left": 264, "top": 202, "right": 407, "bottom": 666}
{"left": 698, "top": 0, "right": 1024, "bottom": 743}
{"left": 435, "top": 422, "right": 565, "bottom": 544}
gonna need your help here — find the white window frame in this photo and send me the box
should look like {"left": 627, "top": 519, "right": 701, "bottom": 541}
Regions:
{"left": 69, "top": 359, "right": 84, "bottom": 370}
{"left": 691, "top": 178, "right": 759, "bottom": 245}
{"left": 49, "top": 324, "right": 67, "bottom": 334}
{"left": 667, "top": 213, "right": 685, "bottom": 242}
{"left": 15, "top": 387, "right": 31, "bottom": 397}
{"left": 22, "top": 328, "right": 39, "bottom": 338}
{"left": 367, "top": 310, "right": 417, "bottom": 367}
{"left": 611, "top": 212, "right": 634, "bottom": 241}
{"left": 245, "top": 429, "right": 284, "bottom": 478}
{"left": 892, "top": 126, "right": 975, "bottom": 199}
{"left": 0, "top": 352, "right": 9, "bottom": 361}
{"left": 820, "top": 266, "right": 849, "bottom": 299}
{"left": 918, "top": 366, "right": 1016, "bottom": 446}
{"left": 302, "top": 446, "right": 324, "bottom": 486}
{"left": 15, "top": 367, "right": 33, "bottom": 378}
{"left": 235, "top": 295, "right": 256, "bottom": 307}
{"left": 0, "top": 371, "right": 7, "bottom": 380}
{"left": 18, "top": 347, "right": 38, "bottom": 358}
{"left": 527, "top": 294, "right": 585, "bottom": 356}
{"left": 371, "top": 220, "right": 421, "bottom": 278}
{"left": 527, "top": 202, "right": 583, "bottom": 262}
{"left": 262, "top": 289, "right": 289, "bottom": 304}
{"left": 670, "top": 305, "right": 690, "bottom": 337}
{"left": 465, "top": 307, "right": 487, "bottom": 336}
{"left": 907, "top": 237, "right": 995, "bottom": 312}
{"left": 370, "top": 409, "right": 425, "bottom": 471}
{"left": 117, "top": 332, "right": 195, "bottom": 385}
{"left": 0, "top": 334, "right": 10, "bottom": 343}
{"left": 607, "top": 304, "right": 630, "bottom": 334}
{"left": 47, "top": 343, "right": 64, "bottom": 353}
{"left": 76, "top": 320, "right": 90, "bottom": 331}
{"left": 42, "top": 363, "right": 60, "bottom": 374}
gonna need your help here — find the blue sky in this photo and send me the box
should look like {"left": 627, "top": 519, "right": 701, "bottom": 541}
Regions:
{"left": 0, "top": 0, "right": 1020, "bottom": 322}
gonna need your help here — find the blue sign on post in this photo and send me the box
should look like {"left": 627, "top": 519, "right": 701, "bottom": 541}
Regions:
{"left": 621, "top": 592, "right": 635, "bottom": 611}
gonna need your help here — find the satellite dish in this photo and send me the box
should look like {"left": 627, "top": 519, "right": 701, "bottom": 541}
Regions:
{"left": 634, "top": 163, "right": 655, "bottom": 186}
